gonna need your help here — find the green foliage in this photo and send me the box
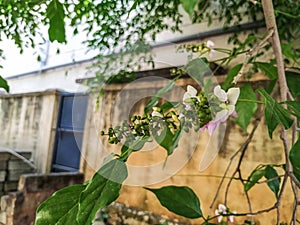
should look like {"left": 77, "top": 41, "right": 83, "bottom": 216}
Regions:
{"left": 35, "top": 184, "right": 86, "bottom": 225}
{"left": 285, "top": 101, "right": 300, "bottom": 119}
{"left": 221, "top": 63, "right": 242, "bottom": 90}
{"left": 152, "top": 124, "right": 183, "bottom": 155}
{"left": 265, "top": 165, "right": 281, "bottom": 198}
{"left": 244, "top": 167, "right": 265, "bottom": 192}
{"left": 184, "top": 58, "right": 210, "bottom": 86}
{"left": 257, "top": 88, "right": 293, "bottom": 138}
{"left": 289, "top": 137, "right": 300, "bottom": 183}
{"left": 180, "top": 0, "right": 197, "bottom": 17}
{"left": 286, "top": 70, "right": 300, "bottom": 98}
{"left": 77, "top": 159, "right": 127, "bottom": 225}
{"left": 234, "top": 84, "right": 257, "bottom": 131}
{"left": 144, "top": 79, "right": 178, "bottom": 114}
{"left": 0, "top": 76, "right": 9, "bottom": 92}
{"left": 145, "top": 186, "right": 203, "bottom": 219}
{"left": 35, "top": 159, "right": 127, "bottom": 225}
{"left": 254, "top": 62, "right": 278, "bottom": 80}
{"left": 46, "top": 0, "right": 66, "bottom": 43}
{"left": 244, "top": 165, "right": 281, "bottom": 198}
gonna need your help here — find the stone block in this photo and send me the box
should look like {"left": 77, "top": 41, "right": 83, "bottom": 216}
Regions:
{"left": 0, "top": 195, "right": 9, "bottom": 211}
{"left": 18, "top": 172, "right": 84, "bottom": 192}
{"left": 0, "top": 211, "right": 6, "bottom": 224}
{"left": 8, "top": 160, "right": 33, "bottom": 171}
{"left": 8, "top": 170, "right": 33, "bottom": 182}
{"left": 4, "top": 182, "right": 18, "bottom": 192}
{"left": 0, "top": 152, "right": 11, "bottom": 161}
{"left": 0, "top": 162, "right": 7, "bottom": 170}
{"left": 0, "top": 172, "right": 6, "bottom": 182}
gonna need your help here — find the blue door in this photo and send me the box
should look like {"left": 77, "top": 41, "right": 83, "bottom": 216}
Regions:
{"left": 52, "top": 93, "right": 88, "bottom": 172}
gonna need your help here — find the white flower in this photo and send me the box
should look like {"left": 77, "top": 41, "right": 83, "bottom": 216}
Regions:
{"left": 229, "top": 211, "right": 236, "bottom": 223}
{"left": 178, "top": 113, "right": 185, "bottom": 119}
{"left": 206, "top": 40, "right": 215, "bottom": 48}
{"left": 206, "top": 40, "right": 215, "bottom": 58}
{"left": 183, "top": 85, "right": 200, "bottom": 102}
{"left": 214, "top": 204, "right": 236, "bottom": 223}
{"left": 215, "top": 204, "right": 227, "bottom": 223}
{"left": 201, "top": 85, "right": 239, "bottom": 135}
{"left": 213, "top": 85, "right": 240, "bottom": 122}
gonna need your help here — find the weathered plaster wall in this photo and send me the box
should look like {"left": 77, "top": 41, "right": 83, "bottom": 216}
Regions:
{"left": 0, "top": 91, "right": 60, "bottom": 173}
{"left": 81, "top": 75, "right": 299, "bottom": 224}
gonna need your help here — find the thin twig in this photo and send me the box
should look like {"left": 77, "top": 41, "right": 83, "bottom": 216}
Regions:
{"left": 224, "top": 118, "right": 261, "bottom": 205}
{"left": 290, "top": 181, "right": 299, "bottom": 225}
{"left": 232, "top": 30, "right": 274, "bottom": 84}
{"left": 209, "top": 118, "right": 261, "bottom": 214}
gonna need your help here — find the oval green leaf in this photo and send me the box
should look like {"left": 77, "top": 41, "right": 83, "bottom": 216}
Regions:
{"left": 35, "top": 184, "right": 86, "bottom": 225}
{"left": 77, "top": 159, "right": 127, "bottom": 225}
{"left": 290, "top": 137, "right": 300, "bottom": 183}
{"left": 146, "top": 186, "right": 203, "bottom": 219}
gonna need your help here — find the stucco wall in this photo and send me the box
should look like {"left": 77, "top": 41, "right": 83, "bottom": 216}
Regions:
{"left": 80, "top": 74, "right": 299, "bottom": 224}
{"left": 0, "top": 91, "right": 60, "bottom": 173}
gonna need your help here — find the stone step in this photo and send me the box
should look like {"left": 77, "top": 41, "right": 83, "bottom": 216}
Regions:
{"left": 8, "top": 160, "right": 33, "bottom": 171}
{"left": 0, "top": 162, "right": 7, "bottom": 171}
{"left": 3, "top": 182, "right": 18, "bottom": 192}
{"left": 8, "top": 169, "right": 34, "bottom": 182}
{"left": 0, "top": 172, "right": 6, "bottom": 183}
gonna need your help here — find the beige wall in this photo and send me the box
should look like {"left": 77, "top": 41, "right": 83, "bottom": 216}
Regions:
{"left": 80, "top": 75, "right": 299, "bottom": 224}
{"left": 0, "top": 91, "right": 60, "bottom": 173}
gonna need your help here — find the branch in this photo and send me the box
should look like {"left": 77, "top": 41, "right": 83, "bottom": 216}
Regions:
{"left": 261, "top": 1, "right": 295, "bottom": 224}
{"left": 232, "top": 30, "right": 274, "bottom": 84}
{"left": 209, "top": 118, "right": 261, "bottom": 215}
{"left": 224, "top": 118, "right": 261, "bottom": 204}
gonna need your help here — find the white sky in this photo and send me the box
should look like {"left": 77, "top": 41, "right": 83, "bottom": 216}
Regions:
{"left": 0, "top": 27, "right": 97, "bottom": 78}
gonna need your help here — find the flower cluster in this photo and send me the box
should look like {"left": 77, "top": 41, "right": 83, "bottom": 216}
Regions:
{"left": 182, "top": 84, "right": 240, "bottom": 135}
{"left": 177, "top": 40, "right": 215, "bottom": 58}
{"left": 101, "top": 83, "right": 240, "bottom": 146}
{"left": 200, "top": 85, "right": 240, "bottom": 135}
{"left": 215, "top": 204, "right": 236, "bottom": 223}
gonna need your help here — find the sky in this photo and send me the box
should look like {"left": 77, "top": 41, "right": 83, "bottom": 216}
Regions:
{"left": 0, "top": 27, "right": 97, "bottom": 78}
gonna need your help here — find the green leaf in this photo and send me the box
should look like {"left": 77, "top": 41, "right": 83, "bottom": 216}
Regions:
{"left": 257, "top": 88, "right": 293, "bottom": 138}
{"left": 120, "top": 136, "right": 150, "bottom": 160}
{"left": 289, "top": 137, "right": 300, "bottom": 183}
{"left": 264, "top": 165, "right": 280, "bottom": 198}
{"left": 221, "top": 63, "right": 243, "bottom": 90}
{"left": 244, "top": 168, "right": 265, "bottom": 192}
{"left": 0, "top": 75, "right": 9, "bottom": 92}
{"left": 254, "top": 62, "right": 278, "bottom": 80}
{"left": 35, "top": 184, "right": 86, "bottom": 225}
{"left": 46, "top": 0, "right": 66, "bottom": 43}
{"left": 184, "top": 58, "right": 210, "bottom": 86}
{"left": 77, "top": 159, "right": 127, "bottom": 225}
{"left": 234, "top": 84, "right": 257, "bottom": 131}
{"left": 152, "top": 125, "right": 182, "bottom": 155}
{"left": 265, "top": 79, "right": 277, "bottom": 94}
{"left": 144, "top": 79, "right": 177, "bottom": 114}
{"left": 286, "top": 70, "right": 300, "bottom": 98}
{"left": 146, "top": 186, "right": 203, "bottom": 219}
{"left": 285, "top": 100, "right": 300, "bottom": 118}
{"left": 160, "top": 101, "right": 180, "bottom": 113}
{"left": 282, "top": 43, "right": 298, "bottom": 63}
{"left": 180, "top": 0, "right": 197, "bottom": 17}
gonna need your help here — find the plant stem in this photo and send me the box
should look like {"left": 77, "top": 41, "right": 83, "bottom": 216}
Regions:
{"left": 261, "top": 1, "right": 295, "bottom": 224}
{"left": 238, "top": 98, "right": 265, "bottom": 104}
